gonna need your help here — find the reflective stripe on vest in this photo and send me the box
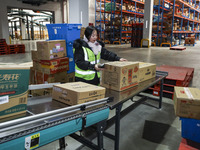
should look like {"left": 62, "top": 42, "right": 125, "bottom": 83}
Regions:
{"left": 74, "top": 46, "right": 101, "bottom": 80}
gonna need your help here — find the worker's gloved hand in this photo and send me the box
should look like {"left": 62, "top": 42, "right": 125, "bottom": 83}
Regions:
{"left": 95, "top": 64, "right": 104, "bottom": 71}
{"left": 120, "top": 58, "right": 127, "bottom": 61}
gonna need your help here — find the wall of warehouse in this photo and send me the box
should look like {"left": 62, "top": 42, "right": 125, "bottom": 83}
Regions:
{"left": 68, "top": 0, "right": 89, "bottom": 27}
{"left": 0, "top": 0, "right": 63, "bottom": 43}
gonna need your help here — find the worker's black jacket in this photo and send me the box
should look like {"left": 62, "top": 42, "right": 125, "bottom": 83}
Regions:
{"left": 73, "top": 39, "right": 121, "bottom": 85}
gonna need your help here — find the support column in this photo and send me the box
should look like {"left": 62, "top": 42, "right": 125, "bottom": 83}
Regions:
{"left": 31, "top": 17, "right": 34, "bottom": 40}
{"left": 0, "top": 4, "right": 9, "bottom": 43}
{"left": 142, "top": 0, "right": 154, "bottom": 47}
{"left": 26, "top": 15, "right": 30, "bottom": 40}
{"left": 20, "top": 19, "right": 26, "bottom": 40}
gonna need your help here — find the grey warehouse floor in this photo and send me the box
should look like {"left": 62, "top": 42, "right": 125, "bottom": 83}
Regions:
{"left": 1, "top": 40, "right": 200, "bottom": 150}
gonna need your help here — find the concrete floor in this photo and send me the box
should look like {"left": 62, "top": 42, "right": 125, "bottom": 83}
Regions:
{"left": 1, "top": 40, "right": 200, "bottom": 150}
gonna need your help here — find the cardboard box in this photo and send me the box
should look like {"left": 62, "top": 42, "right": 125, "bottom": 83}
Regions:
{"left": 33, "top": 60, "right": 42, "bottom": 72}
{"left": 138, "top": 62, "right": 156, "bottom": 82}
{"left": 0, "top": 65, "right": 30, "bottom": 119}
{"left": 52, "top": 82, "right": 106, "bottom": 105}
{"left": 37, "top": 40, "right": 67, "bottom": 60}
{"left": 31, "top": 50, "right": 39, "bottom": 61}
{"left": 66, "top": 72, "right": 75, "bottom": 82}
{"left": 34, "top": 70, "right": 69, "bottom": 84}
{"left": 173, "top": 87, "right": 200, "bottom": 119}
{"left": 40, "top": 57, "right": 69, "bottom": 74}
{"left": 101, "top": 61, "right": 139, "bottom": 91}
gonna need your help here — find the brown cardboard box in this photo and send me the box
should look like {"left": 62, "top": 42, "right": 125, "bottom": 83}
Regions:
{"left": 173, "top": 87, "right": 200, "bottom": 119}
{"left": 33, "top": 60, "right": 42, "bottom": 72}
{"left": 0, "top": 65, "right": 30, "bottom": 119}
{"left": 139, "top": 62, "right": 156, "bottom": 82}
{"left": 66, "top": 72, "right": 75, "bottom": 82}
{"left": 101, "top": 61, "right": 139, "bottom": 91}
{"left": 34, "top": 70, "right": 69, "bottom": 84}
{"left": 31, "top": 50, "right": 39, "bottom": 61}
{"left": 80, "top": 27, "right": 86, "bottom": 39}
{"left": 37, "top": 40, "right": 67, "bottom": 60}
{"left": 52, "top": 82, "right": 106, "bottom": 105}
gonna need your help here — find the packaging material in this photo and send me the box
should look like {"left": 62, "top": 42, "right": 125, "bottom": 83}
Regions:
{"left": 173, "top": 87, "right": 200, "bottom": 119}
{"left": 0, "top": 65, "right": 30, "bottom": 119}
{"left": 33, "top": 71, "right": 69, "bottom": 84}
{"left": 52, "top": 82, "right": 106, "bottom": 105}
{"left": 101, "top": 61, "right": 139, "bottom": 91}
{"left": 40, "top": 57, "right": 69, "bottom": 74}
{"left": 138, "top": 62, "right": 156, "bottom": 82}
{"left": 37, "top": 40, "right": 67, "bottom": 60}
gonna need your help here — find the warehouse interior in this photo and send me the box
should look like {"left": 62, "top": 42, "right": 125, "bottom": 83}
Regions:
{"left": 0, "top": 0, "right": 200, "bottom": 150}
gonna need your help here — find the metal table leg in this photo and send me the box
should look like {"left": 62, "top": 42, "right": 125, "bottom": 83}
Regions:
{"left": 59, "top": 137, "right": 66, "bottom": 150}
{"left": 159, "top": 79, "right": 164, "bottom": 109}
{"left": 114, "top": 104, "right": 123, "bottom": 150}
{"left": 97, "top": 120, "right": 106, "bottom": 150}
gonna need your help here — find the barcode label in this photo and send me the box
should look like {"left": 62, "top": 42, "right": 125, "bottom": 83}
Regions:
{"left": 19, "top": 97, "right": 26, "bottom": 104}
{"left": 0, "top": 95, "right": 9, "bottom": 105}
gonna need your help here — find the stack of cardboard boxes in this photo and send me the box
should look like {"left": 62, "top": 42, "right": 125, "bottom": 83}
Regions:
{"left": 30, "top": 40, "right": 75, "bottom": 96}
{"left": 174, "top": 87, "right": 200, "bottom": 144}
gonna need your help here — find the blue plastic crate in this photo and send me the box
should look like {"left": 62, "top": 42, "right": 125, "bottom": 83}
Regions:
{"left": 181, "top": 117, "right": 200, "bottom": 143}
{"left": 66, "top": 41, "right": 74, "bottom": 58}
{"left": 46, "top": 23, "right": 81, "bottom": 43}
{"left": 67, "top": 57, "right": 75, "bottom": 73}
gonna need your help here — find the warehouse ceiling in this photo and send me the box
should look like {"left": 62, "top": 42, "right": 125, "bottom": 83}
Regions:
{"left": 18, "top": 0, "right": 61, "bottom": 6}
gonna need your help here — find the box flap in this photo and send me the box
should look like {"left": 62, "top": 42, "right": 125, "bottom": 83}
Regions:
{"left": 54, "top": 82, "right": 105, "bottom": 92}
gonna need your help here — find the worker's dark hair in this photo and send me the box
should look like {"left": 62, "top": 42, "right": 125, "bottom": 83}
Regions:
{"left": 84, "top": 26, "right": 99, "bottom": 40}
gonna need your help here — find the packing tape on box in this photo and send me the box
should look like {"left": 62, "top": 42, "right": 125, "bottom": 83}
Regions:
{"left": 184, "top": 87, "right": 194, "bottom": 99}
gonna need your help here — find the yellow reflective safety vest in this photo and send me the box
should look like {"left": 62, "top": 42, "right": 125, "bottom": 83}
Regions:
{"left": 74, "top": 46, "right": 101, "bottom": 81}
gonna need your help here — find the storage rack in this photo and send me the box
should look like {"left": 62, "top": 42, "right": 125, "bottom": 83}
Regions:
{"left": 152, "top": 0, "right": 171, "bottom": 46}
{"left": 170, "top": 0, "right": 200, "bottom": 46}
{"left": 95, "top": 0, "right": 145, "bottom": 44}
{"left": 153, "top": 0, "right": 200, "bottom": 46}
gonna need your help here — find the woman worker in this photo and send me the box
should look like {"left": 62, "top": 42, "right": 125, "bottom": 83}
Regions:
{"left": 73, "top": 26, "right": 127, "bottom": 85}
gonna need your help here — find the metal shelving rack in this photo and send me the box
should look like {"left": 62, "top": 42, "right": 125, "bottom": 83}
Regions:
{"left": 152, "top": 0, "right": 171, "bottom": 46}
{"left": 95, "top": 0, "right": 145, "bottom": 44}
{"left": 169, "top": 0, "right": 200, "bottom": 46}
{"left": 153, "top": 0, "right": 200, "bottom": 47}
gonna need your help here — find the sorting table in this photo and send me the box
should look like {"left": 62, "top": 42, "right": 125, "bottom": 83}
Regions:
{"left": 104, "top": 71, "right": 168, "bottom": 150}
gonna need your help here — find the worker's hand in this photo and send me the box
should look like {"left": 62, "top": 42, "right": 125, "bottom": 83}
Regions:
{"left": 95, "top": 64, "right": 104, "bottom": 71}
{"left": 120, "top": 58, "right": 127, "bottom": 61}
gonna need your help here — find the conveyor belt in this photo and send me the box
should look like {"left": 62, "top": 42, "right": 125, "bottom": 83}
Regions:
{"left": 0, "top": 97, "right": 112, "bottom": 150}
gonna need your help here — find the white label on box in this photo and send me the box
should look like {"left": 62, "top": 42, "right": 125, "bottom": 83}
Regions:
{"left": 0, "top": 95, "right": 9, "bottom": 105}
{"left": 54, "top": 29, "right": 57, "bottom": 34}
{"left": 50, "top": 50, "right": 53, "bottom": 54}
{"left": 56, "top": 46, "right": 60, "bottom": 49}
